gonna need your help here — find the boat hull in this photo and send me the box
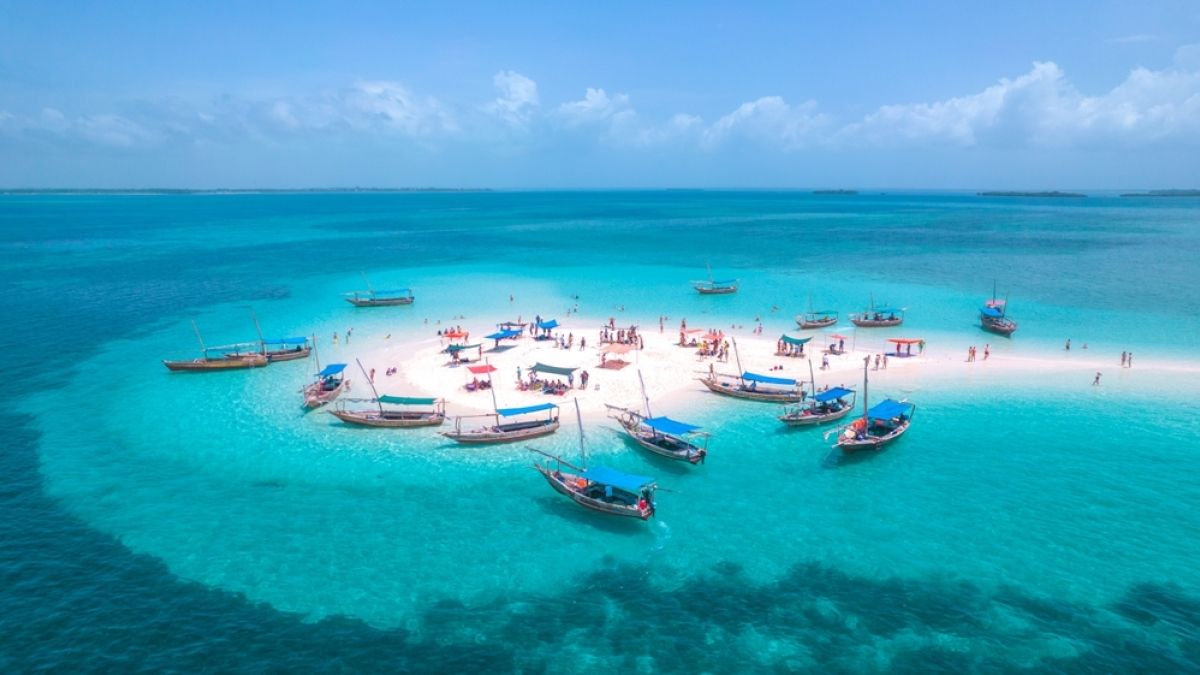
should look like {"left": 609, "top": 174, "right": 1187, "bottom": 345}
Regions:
{"left": 618, "top": 422, "right": 705, "bottom": 464}
{"left": 442, "top": 419, "right": 560, "bottom": 444}
{"left": 981, "top": 318, "right": 1018, "bottom": 336}
{"left": 779, "top": 404, "right": 853, "bottom": 427}
{"left": 850, "top": 317, "right": 904, "bottom": 328}
{"left": 698, "top": 377, "right": 803, "bottom": 403}
{"left": 696, "top": 286, "right": 737, "bottom": 295}
{"left": 329, "top": 410, "right": 445, "bottom": 428}
{"left": 534, "top": 466, "right": 652, "bottom": 519}
{"left": 344, "top": 297, "right": 414, "bottom": 307}
{"left": 836, "top": 421, "right": 911, "bottom": 452}
{"left": 797, "top": 317, "right": 838, "bottom": 329}
{"left": 265, "top": 347, "right": 311, "bottom": 362}
{"left": 304, "top": 381, "right": 347, "bottom": 409}
{"left": 163, "top": 355, "right": 268, "bottom": 371}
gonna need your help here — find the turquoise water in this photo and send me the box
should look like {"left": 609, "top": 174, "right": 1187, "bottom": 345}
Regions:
{"left": 4, "top": 191, "right": 1200, "bottom": 671}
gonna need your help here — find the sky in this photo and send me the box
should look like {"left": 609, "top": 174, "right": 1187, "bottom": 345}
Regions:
{"left": 2, "top": 1, "right": 1199, "bottom": 189}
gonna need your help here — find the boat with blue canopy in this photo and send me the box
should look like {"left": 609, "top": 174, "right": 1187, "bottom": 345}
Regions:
{"left": 329, "top": 359, "right": 446, "bottom": 427}
{"left": 530, "top": 400, "right": 658, "bottom": 520}
{"left": 980, "top": 283, "right": 1018, "bottom": 336}
{"left": 832, "top": 357, "right": 915, "bottom": 452}
{"left": 796, "top": 295, "right": 839, "bottom": 329}
{"left": 780, "top": 358, "right": 855, "bottom": 426}
{"left": 304, "top": 362, "right": 348, "bottom": 409}
{"left": 850, "top": 294, "right": 905, "bottom": 327}
{"left": 261, "top": 336, "right": 312, "bottom": 362}
{"left": 606, "top": 370, "right": 710, "bottom": 464}
{"left": 162, "top": 320, "right": 268, "bottom": 371}
{"left": 699, "top": 339, "right": 804, "bottom": 402}
{"left": 442, "top": 401, "right": 560, "bottom": 444}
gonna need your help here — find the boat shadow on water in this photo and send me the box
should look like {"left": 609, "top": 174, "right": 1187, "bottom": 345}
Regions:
{"left": 530, "top": 495, "right": 654, "bottom": 535}
{"left": 821, "top": 446, "right": 892, "bottom": 469}
{"left": 604, "top": 428, "right": 697, "bottom": 476}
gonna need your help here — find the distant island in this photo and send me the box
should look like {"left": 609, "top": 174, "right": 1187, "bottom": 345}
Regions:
{"left": 978, "top": 191, "right": 1086, "bottom": 198}
{"left": 1119, "top": 189, "right": 1200, "bottom": 197}
{"left": 0, "top": 187, "right": 492, "bottom": 195}
{"left": 813, "top": 189, "right": 858, "bottom": 195}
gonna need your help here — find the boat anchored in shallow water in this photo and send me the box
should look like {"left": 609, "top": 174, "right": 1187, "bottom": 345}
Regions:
{"left": 530, "top": 399, "right": 658, "bottom": 520}
{"left": 442, "top": 402, "right": 560, "bottom": 444}
{"left": 779, "top": 359, "right": 855, "bottom": 426}
{"left": 698, "top": 338, "right": 805, "bottom": 402}
{"left": 329, "top": 359, "right": 445, "bottom": 427}
{"left": 692, "top": 263, "right": 738, "bottom": 295}
{"left": 796, "top": 294, "right": 838, "bottom": 329}
{"left": 849, "top": 294, "right": 905, "bottom": 327}
{"left": 162, "top": 320, "right": 268, "bottom": 371}
{"left": 343, "top": 273, "right": 414, "bottom": 306}
{"left": 304, "top": 363, "right": 348, "bottom": 409}
{"left": 831, "top": 357, "right": 915, "bottom": 452}
{"left": 607, "top": 370, "right": 709, "bottom": 464}
{"left": 980, "top": 283, "right": 1018, "bottom": 336}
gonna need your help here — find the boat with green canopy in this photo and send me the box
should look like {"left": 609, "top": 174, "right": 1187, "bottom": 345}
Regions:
{"left": 162, "top": 320, "right": 268, "bottom": 371}
{"left": 692, "top": 263, "right": 738, "bottom": 295}
{"left": 343, "top": 273, "right": 414, "bottom": 307}
{"left": 796, "top": 295, "right": 838, "bottom": 329}
{"left": 606, "top": 370, "right": 709, "bottom": 464}
{"left": 329, "top": 359, "right": 445, "bottom": 427}
{"left": 530, "top": 400, "right": 658, "bottom": 520}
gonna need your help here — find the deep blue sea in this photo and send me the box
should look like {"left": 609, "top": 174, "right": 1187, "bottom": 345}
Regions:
{"left": 3, "top": 191, "right": 1200, "bottom": 672}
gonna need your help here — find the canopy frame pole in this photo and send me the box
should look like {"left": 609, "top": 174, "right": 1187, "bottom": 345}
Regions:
{"left": 486, "top": 358, "right": 499, "bottom": 413}
{"left": 732, "top": 337, "right": 745, "bottom": 386}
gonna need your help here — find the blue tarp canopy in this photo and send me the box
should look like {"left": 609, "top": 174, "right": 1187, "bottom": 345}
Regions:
{"left": 582, "top": 466, "right": 656, "bottom": 493}
{"left": 531, "top": 362, "right": 578, "bottom": 376}
{"left": 372, "top": 288, "right": 411, "bottom": 296}
{"left": 980, "top": 306, "right": 1004, "bottom": 318}
{"left": 780, "top": 333, "right": 812, "bottom": 346}
{"left": 378, "top": 395, "right": 437, "bottom": 405}
{"left": 867, "top": 399, "right": 914, "bottom": 420}
{"left": 484, "top": 329, "right": 522, "bottom": 340}
{"left": 814, "top": 386, "right": 855, "bottom": 402}
{"left": 710, "top": 279, "right": 737, "bottom": 286}
{"left": 742, "top": 372, "right": 797, "bottom": 386}
{"left": 807, "top": 309, "right": 837, "bottom": 316}
{"left": 496, "top": 402, "right": 558, "bottom": 417}
{"left": 262, "top": 336, "right": 308, "bottom": 345}
{"left": 644, "top": 416, "right": 701, "bottom": 436}
{"left": 318, "top": 363, "right": 347, "bottom": 377}
{"left": 873, "top": 307, "right": 902, "bottom": 314}
{"left": 537, "top": 319, "right": 559, "bottom": 330}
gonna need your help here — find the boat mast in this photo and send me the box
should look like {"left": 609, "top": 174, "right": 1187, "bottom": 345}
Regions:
{"left": 861, "top": 356, "right": 870, "bottom": 420}
{"left": 487, "top": 358, "right": 499, "bottom": 413}
{"left": 732, "top": 337, "right": 746, "bottom": 386}
{"left": 311, "top": 334, "right": 321, "bottom": 376}
{"left": 574, "top": 398, "right": 587, "bottom": 469}
{"left": 250, "top": 309, "right": 266, "bottom": 355}
{"left": 637, "top": 369, "right": 653, "bottom": 418}
{"left": 355, "top": 358, "right": 384, "bottom": 414}
{"left": 706, "top": 262, "right": 714, "bottom": 284}
{"left": 808, "top": 357, "right": 817, "bottom": 397}
{"left": 190, "top": 320, "right": 207, "bottom": 357}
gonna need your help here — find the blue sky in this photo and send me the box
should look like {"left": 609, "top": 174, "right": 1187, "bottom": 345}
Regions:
{"left": 2, "top": 1, "right": 1199, "bottom": 188}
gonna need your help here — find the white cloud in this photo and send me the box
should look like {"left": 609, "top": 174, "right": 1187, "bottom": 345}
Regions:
{"left": 555, "top": 88, "right": 631, "bottom": 128}
{"left": 340, "top": 81, "right": 457, "bottom": 135}
{"left": 843, "top": 60, "right": 1200, "bottom": 148}
{"left": 485, "top": 70, "right": 539, "bottom": 126}
{"left": 701, "top": 96, "right": 829, "bottom": 150}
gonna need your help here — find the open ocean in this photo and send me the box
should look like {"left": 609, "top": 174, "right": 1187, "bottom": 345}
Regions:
{"left": 3, "top": 190, "right": 1200, "bottom": 672}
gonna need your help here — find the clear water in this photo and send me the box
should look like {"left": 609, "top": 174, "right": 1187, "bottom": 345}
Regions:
{"left": 4, "top": 191, "right": 1200, "bottom": 671}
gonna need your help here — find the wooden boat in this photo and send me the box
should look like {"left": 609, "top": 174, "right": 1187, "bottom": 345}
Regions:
{"left": 304, "top": 363, "right": 348, "bottom": 409}
{"left": 779, "top": 360, "right": 855, "bottom": 426}
{"left": 692, "top": 263, "right": 738, "bottom": 295}
{"left": 606, "top": 371, "right": 709, "bottom": 464}
{"left": 250, "top": 312, "right": 311, "bottom": 362}
{"left": 329, "top": 359, "right": 445, "bottom": 427}
{"left": 530, "top": 400, "right": 658, "bottom": 520}
{"left": 163, "top": 320, "right": 267, "bottom": 371}
{"left": 849, "top": 294, "right": 904, "bottom": 327}
{"left": 441, "top": 402, "right": 559, "bottom": 444}
{"left": 831, "top": 358, "right": 915, "bottom": 452}
{"left": 981, "top": 283, "right": 1018, "bottom": 336}
{"left": 697, "top": 338, "right": 804, "bottom": 403}
{"left": 343, "top": 273, "right": 414, "bottom": 306}
{"left": 796, "top": 294, "right": 838, "bottom": 329}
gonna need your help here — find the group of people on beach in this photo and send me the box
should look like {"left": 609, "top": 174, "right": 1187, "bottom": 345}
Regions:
{"left": 600, "top": 325, "right": 641, "bottom": 348}
{"left": 966, "top": 344, "right": 989, "bottom": 362}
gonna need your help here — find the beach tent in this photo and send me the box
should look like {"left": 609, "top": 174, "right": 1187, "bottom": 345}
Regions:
{"left": 886, "top": 337, "right": 922, "bottom": 357}
{"left": 484, "top": 328, "right": 522, "bottom": 348}
{"left": 530, "top": 362, "right": 578, "bottom": 377}
{"left": 467, "top": 364, "right": 497, "bottom": 375}
{"left": 600, "top": 342, "right": 634, "bottom": 370}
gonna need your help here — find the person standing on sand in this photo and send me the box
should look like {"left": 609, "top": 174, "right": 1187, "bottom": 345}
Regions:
{"left": 1065, "top": 339, "right": 1071, "bottom": 351}
{"left": 1121, "top": 351, "right": 1127, "bottom": 367}
{"left": 883, "top": 354, "right": 888, "bottom": 369}
{"left": 369, "top": 368, "right": 375, "bottom": 383}
{"left": 984, "top": 345, "right": 990, "bottom": 360}
{"left": 1128, "top": 353, "right": 1133, "bottom": 368}
{"left": 1093, "top": 372, "right": 1102, "bottom": 386}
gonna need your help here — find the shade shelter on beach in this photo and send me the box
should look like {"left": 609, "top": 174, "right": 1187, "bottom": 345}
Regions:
{"left": 463, "top": 363, "right": 496, "bottom": 392}
{"left": 886, "top": 338, "right": 923, "bottom": 357}
{"left": 599, "top": 342, "right": 634, "bottom": 370}
{"left": 484, "top": 328, "right": 522, "bottom": 350}
{"left": 530, "top": 362, "right": 578, "bottom": 377}
{"left": 777, "top": 333, "right": 811, "bottom": 357}
{"left": 535, "top": 319, "right": 560, "bottom": 340}
{"left": 825, "top": 333, "right": 851, "bottom": 355}
{"left": 445, "top": 342, "right": 483, "bottom": 364}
